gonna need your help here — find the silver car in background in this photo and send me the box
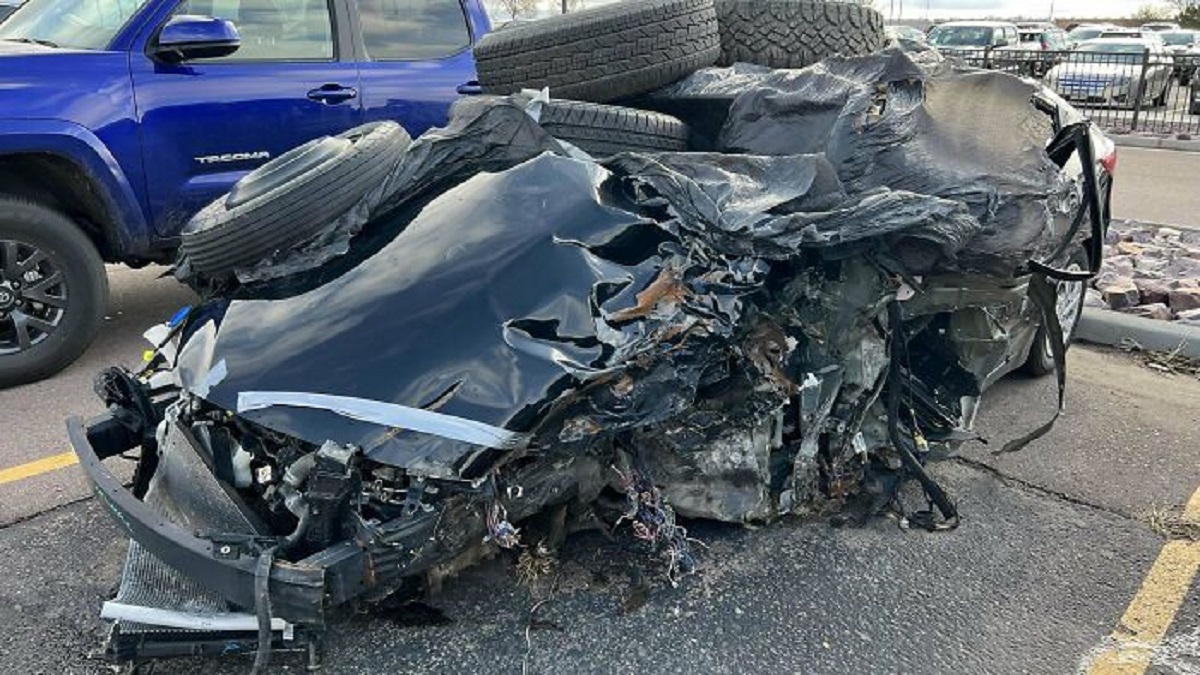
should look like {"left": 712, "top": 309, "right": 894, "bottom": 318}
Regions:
{"left": 1160, "top": 30, "right": 1199, "bottom": 83}
{"left": 1047, "top": 38, "right": 1175, "bottom": 109}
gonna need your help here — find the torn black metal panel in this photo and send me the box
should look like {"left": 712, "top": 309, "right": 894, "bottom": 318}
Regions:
{"left": 661, "top": 49, "right": 1077, "bottom": 276}
{"left": 189, "top": 155, "right": 652, "bottom": 480}
{"left": 608, "top": 153, "right": 979, "bottom": 274}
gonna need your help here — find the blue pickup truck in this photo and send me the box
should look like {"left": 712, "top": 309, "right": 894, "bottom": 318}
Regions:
{"left": 0, "top": 0, "right": 492, "bottom": 386}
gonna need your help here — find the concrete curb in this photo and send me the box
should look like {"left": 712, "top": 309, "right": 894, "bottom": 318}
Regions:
{"left": 1110, "top": 135, "right": 1200, "bottom": 153}
{"left": 1076, "top": 307, "right": 1200, "bottom": 358}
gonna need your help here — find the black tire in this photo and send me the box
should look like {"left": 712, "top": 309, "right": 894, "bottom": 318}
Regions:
{"left": 715, "top": 0, "right": 885, "bottom": 69}
{"left": 1020, "top": 246, "right": 1088, "bottom": 377}
{"left": 539, "top": 100, "right": 689, "bottom": 155}
{"left": 473, "top": 0, "right": 721, "bottom": 104}
{"left": 0, "top": 198, "right": 107, "bottom": 388}
{"left": 180, "top": 121, "right": 411, "bottom": 277}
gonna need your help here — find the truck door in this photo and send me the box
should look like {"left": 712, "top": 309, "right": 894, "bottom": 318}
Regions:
{"left": 131, "top": 0, "right": 363, "bottom": 238}
{"left": 351, "top": 0, "right": 482, "bottom": 136}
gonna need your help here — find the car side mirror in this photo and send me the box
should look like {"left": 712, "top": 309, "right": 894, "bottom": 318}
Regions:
{"left": 995, "top": 38, "right": 1010, "bottom": 47}
{"left": 151, "top": 15, "right": 240, "bottom": 63}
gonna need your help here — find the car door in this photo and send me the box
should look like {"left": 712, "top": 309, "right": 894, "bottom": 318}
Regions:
{"left": 131, "top": 0, "right": 363, "bottom": 238}
{"left": 350, "top": 0, "right": 483, "bottom": 137}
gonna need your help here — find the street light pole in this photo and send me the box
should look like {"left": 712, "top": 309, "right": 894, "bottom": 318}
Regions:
{"left": 1048, "top": 0, "right": 1055, "bottom": 21}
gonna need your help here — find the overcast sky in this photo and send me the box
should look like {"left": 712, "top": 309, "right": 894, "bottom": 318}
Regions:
{"left": 881, "top": 0, "right": 1173, "bottom": 20}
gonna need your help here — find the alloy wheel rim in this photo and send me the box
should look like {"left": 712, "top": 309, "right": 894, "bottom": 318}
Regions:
{"left": 1046, "top": 262, "right": 1085, "bottom": 352}
{"left": 0, "top": 239, "right": 69, "bottom": 356}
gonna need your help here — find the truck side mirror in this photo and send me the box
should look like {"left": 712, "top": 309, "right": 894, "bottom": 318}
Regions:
{"left": 151, "top": 15, "right": 240, "bottom": 63}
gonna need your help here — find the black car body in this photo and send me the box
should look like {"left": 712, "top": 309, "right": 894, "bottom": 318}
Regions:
{"left": 71, "top": 49, "right": 1115, "bottom": 668}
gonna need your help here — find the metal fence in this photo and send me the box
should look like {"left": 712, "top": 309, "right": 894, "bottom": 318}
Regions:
{"left": 938, "top": 47, "right": 1200, "bottom": 135}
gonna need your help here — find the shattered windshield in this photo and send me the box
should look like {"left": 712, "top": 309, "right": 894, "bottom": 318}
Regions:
{"left": 0, "top": 0, "right": 149, "bottom": 50}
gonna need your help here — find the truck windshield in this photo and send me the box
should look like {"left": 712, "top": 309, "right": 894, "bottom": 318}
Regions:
{"left": 0, "top": 0, "right": 150, "bottom": 50}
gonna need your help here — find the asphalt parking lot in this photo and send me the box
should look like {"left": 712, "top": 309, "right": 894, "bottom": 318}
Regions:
{"left": 1, "top": 149, "right": 1199, "bottom": 674}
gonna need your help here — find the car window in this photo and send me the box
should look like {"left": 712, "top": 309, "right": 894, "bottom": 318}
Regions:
{"left": 358, "top": 0, "right": 470, "bottom": 60}
{"left": 173, "top": 0, "right": 334, "bottom": 60}
{"left": 0, "top": 0, "right": 150, "bottom": 50}
{"left": 928, "top": 26, "right": 993, "bottom": 47}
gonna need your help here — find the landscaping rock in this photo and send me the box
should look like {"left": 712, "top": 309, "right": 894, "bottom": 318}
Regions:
{"left": 1168, "top": 287, "right": 1200, "bottom": 312}
{"left": 1102, "top": 281, "right": 1140, "bottom": 310}
{"left": 1084, "top": 288, "right": 1106, "bottom": 308}
{"left": 1134, "top": 277, "right": 1171, "bottom": 305}
{"left": 1121, "top": 303, "right": 1173, "bottom": 320}
{"left": 1116, "top": 241, "right": 1144, "bottom": 256}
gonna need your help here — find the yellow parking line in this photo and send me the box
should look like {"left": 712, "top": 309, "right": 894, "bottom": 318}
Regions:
{"left": 0, "top": 451, "right": 79, "bottom": 485}
{"left": 1087, "top": 487, "right": 1200, "bottom": 675}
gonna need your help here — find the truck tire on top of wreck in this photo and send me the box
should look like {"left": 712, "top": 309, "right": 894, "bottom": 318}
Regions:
{"left": 180, "top": 121, "right": 411, "bottom": 278}
{"left": 473, "top": 0, "right": 721, "bottom": 104}
{"left": 715, "top": 0, "right": 885, "bottom": 69}
{"left": 539, "top": 100, "right": 689, "bottom": 155}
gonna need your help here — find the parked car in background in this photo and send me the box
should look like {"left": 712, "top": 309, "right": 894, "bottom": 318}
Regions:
{"left": 1100, "top": 29, "right": 1165, "bottom": 45}
{"left": 1046, "top": 38, "right": 1175, "bottom": 109}
{"left": 1067, "top": 24, "right": 1118, "bottom": 45}
{"left": 0, "top": 0, "right": 495, "bottom": 387}
{"left": 1191, "top": 68, "right": 1200, "bottom": 114}
{"left": 1160, "top": 30, "right": 1199, "bottom": 83}
{"left": 0, "top": 0, "right": 20, "bottom": 21}
{"left": 1018, "top": 22, "right": 1071, "bottom": 75}
{"left": 887, "top": 24, "right": 926, "bottom": 43}
{"left": 1141, "top": 22, "right": 1181, "bottom": 33}
{"left": 927, "top": 20, "right": 1028, "bottom": 50}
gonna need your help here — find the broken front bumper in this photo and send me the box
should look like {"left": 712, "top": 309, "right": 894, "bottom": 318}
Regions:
{"left": 68, "top": 414, "right": 368, "bottom": 627}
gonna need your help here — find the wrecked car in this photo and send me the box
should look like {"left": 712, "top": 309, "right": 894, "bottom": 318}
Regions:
{"left": 69, "top": 46, "right": 1113, "bottom": 670}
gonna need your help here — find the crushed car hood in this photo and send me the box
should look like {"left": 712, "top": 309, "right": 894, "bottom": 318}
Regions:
{"left": 180, "top": 156, "right": 654, "bottom": 481}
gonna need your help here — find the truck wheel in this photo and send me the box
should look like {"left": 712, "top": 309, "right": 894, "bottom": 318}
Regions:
{"left": 715, "top": 0, "right": 885, "bottom": 69}
{"left": 539, "top": 100, "right": 689, "bottom": 155}
{"left": 180, "top": 121, "right": 410, "bottom": 278}
{"left": 0, "top": 198, "right": 108, "bottom": 389}
{"left": 473, "top": 0, "right": 720, "bottom": 104}
{"left": 1020, "top": 246, "right": 1087, "bottom": 377}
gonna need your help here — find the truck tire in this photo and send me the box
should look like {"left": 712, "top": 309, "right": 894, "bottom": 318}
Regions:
{"left": 539, "top": 100, "right": 689, "bottom": 155}
{"left": 473, "top": 0, "right": 721, "bottom": 104}
{"left": 0, "top": 197, "right": 108, "bottom": 388}
{"left": 181, "top": 121, "right": 411, "bottom": 277}
{"left": 715, "top": 0, "right": 885, "bottom": 69}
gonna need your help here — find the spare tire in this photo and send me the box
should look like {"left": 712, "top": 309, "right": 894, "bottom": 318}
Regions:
{"left": 539, "top": 100, "right": 689, "bottom": 155}
{"left": 715, "top": 0, "right": 885, "bottom": 69}
{"left": 474, "top": 0, "right": 721, "bottom": 104}
{"left": 181, "top": 121, "right": 411, "bottom": 277}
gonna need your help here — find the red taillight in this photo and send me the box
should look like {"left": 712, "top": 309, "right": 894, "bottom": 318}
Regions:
{"left": 1100, "top": 149, "right": 1117, "bottom": 176}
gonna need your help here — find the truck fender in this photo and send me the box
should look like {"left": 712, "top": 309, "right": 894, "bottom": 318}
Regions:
{"left": 0, "top": 119, "right": 152, "bottom": 257}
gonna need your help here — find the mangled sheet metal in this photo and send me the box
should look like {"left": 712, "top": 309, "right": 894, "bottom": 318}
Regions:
{"left": 72, "top": 48, "right": 1108, "bottom": 664}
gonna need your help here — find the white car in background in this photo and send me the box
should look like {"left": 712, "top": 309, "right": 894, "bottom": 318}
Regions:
{"left": 0, "top": 0, "right": 21, "bottom": 21}
{"left": 1160, "top": 30, "right": 1200, "bottom": 83}
{"left": 1141, "top": 22, "right": 1182, "bottom": 32}
{"left": 1047, "top": 38, "right": 1176, "bottom": 109}
{"left": 927, "top": 20, "right": 1033, "bottom": 50}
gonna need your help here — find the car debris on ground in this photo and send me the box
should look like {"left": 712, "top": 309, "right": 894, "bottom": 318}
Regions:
{"left": 67, "top": 0, "right": 1115, "bottom": 670}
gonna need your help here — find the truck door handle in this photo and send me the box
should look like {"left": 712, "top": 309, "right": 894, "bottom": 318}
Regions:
{"left": 307, "top": 84, "right": 358, "bottom": 104}
{"left": 456, "top": 81, "right": 483, "bottom": 95}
